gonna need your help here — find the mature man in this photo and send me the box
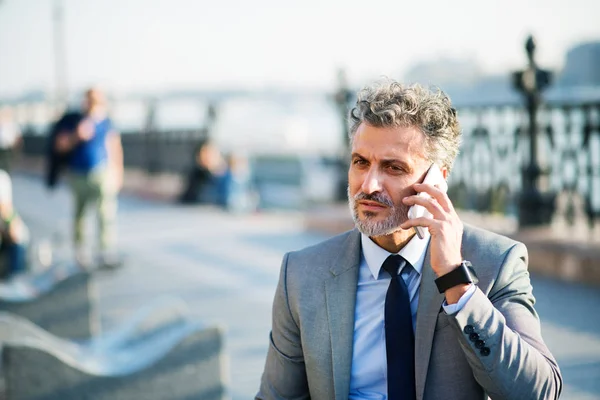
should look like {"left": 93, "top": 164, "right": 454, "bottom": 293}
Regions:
{"left": 55, "top": 88, "right": 123, "bottom": 268}
{"left": 257, "top": 80, "right": 562, "bottom": 399}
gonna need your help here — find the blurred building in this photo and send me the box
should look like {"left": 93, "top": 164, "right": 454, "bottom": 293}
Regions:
{"left": 403, "top": 57, "right": 483, "bottom": 91}
{"left": 558, "top": 41, "right": 600, "bottom": 87}
{"left": 402, "top": 57, "right": 517, "bottom": 105}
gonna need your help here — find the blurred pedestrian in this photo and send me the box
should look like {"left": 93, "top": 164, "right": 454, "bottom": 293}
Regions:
{"left": 220, "top": 151, "right": 257, "bottom": 213}
{"left": 54, "top": 87, "right": 123, "bottom": 269}
{"left": 179, "top": 140, "right": 226, "bottom": 205}
{"left": 0, "top": 170, "right": 29, "bottom": 278}
{"left": 46, "top": 110, "right": 85, "bottom": 190}
{"left": 0, "top": 107, "right": 22, "bottom": 174}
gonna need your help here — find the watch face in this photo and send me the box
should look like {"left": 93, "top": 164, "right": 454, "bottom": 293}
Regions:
{"left": 463, "top": 261, "right": 479, "bottom": 285}
{"left": 435, "top": 261, "right": 473, "bottom": 293}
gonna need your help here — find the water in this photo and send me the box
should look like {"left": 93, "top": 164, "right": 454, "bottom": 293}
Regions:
{"left": 111, "top": 94, "right": 344, "bottom": 157}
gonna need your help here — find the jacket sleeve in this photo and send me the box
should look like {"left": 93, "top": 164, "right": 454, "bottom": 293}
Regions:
{"left": 256, "top": 253, "right": 310, "bottom": 400}
{"left": 448, "top": 242, "right": 563, "bottom": 400}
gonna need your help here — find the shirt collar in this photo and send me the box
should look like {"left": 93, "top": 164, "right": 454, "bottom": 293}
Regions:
{"left": 361, "top": 231, "right": 430, "bottom": 279}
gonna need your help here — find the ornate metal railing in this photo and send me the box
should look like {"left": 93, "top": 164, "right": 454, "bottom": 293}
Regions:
{"left": 15, "top": 96, "right": 600, "bottom": 230}
{"left": 449, "top": 100, "right": 600, "bottom": 230}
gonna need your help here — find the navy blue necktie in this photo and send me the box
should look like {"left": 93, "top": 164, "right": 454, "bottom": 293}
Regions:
{"left": 382, "top": 254, "right": 416, "bottom": 400}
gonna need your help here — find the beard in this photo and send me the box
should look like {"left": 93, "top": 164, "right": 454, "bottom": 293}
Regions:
{"left": 347, "top": 186, "right": 410, "bottom": 237}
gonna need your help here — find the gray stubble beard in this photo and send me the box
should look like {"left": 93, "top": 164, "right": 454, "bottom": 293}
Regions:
{"left": 347, "top": 186, "right": 410, "bottom": 237}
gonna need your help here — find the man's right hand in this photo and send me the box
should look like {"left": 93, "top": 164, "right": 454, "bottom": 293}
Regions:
{"left": 56, "top": 119, "right": 95, "bottom": 153}
{"left": 76, "top": 119, "right": 95, "bottom": 141}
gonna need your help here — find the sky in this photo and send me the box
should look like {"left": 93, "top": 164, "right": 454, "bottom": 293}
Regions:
{"left": 0, "top": 0, "right": 599, "bottom": 98}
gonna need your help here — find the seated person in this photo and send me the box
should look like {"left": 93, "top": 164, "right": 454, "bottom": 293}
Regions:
{"left": 0, "top": 170, "right": 29, "bottom": 278}
{"left": 219, "top": 152, "right": 257, "bottom": 212}
{"left": 179, "top": 140, "right": 227, "bottom": 205}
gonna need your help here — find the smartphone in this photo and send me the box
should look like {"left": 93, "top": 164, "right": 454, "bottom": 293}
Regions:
{"left": 407, "top": 164, "right": 448, "bottom": 239}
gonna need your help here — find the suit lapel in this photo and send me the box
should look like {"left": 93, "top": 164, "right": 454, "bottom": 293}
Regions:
{"left": 325, "top": 230, "right": 361, "bottom": 400}
{"left": 414, "top": 245, "right": 445, "bottom": 400}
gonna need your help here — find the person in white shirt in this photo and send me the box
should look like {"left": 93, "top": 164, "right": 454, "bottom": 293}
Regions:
{"left": 0, "top": 169, "right": 29, "bottom": 277}
{"left": 0, "top": 107, "right": 22, "bottom": 173}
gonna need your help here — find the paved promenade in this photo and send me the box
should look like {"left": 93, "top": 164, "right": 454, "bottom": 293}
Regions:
{"left": 12, "top": 173, "right": 600, "bottom": 400}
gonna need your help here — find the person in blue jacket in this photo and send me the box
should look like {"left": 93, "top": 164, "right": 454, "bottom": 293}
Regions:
{"left": 54, "top": 88, "right": 124, "bottom": 269}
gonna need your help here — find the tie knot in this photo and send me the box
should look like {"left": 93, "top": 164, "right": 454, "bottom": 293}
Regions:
{"left": 382, "top": 254, "right": 405, "bottom": 278}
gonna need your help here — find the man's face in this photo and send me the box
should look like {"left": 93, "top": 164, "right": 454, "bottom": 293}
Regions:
{"left": 348, "top": 123, "right": 430, "bottom": 237}
{"left": 84, "top": 89, "right": 106, "bottom": 112}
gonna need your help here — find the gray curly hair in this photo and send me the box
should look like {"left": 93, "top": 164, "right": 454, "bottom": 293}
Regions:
{"left": 349, "top": 79, "right": 462, "bottom": 171}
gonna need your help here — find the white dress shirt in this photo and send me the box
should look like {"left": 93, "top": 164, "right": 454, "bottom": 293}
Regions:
{"left": 0, "top": 122, "right": 20, "bottom": 148}
{"left": 348, "top": 232, "right": 476, "bottom": 399}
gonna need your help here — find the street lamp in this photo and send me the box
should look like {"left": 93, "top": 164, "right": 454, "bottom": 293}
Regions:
{"left": 512, "top": 35, "right": 555, "bottom": 227}
{"left": 2, "top": 0, "right": 69, "bottom": 105}
{"left": 52, "top": 0, "right": 68, "bottom": 106}
{"left": 333, "top": 68, "right": 353, "bottom": 201}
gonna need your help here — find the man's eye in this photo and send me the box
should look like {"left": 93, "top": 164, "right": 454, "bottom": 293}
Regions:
{"left": 387, "top": 165, "right": 404, "bottom": 173}
{"left": 353, "top": 159, "right": 367, "bottom": 166}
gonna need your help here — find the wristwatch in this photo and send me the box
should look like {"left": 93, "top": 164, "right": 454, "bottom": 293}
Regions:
{"left": 435, "top": 260, "right": 474, "bottom": 293}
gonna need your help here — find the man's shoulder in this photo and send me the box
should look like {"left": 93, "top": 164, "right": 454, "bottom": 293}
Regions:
{"left": 463, "top": 223, "right": 521, "bottom": 248}
{"left": 281, "top": 229, "right": 360, "bottom": 285}
{"left": 289, "top": 229, "right": 360, "bottom": 258}
{"left": 97, "top": 117, "right": 114, "bottom": 129}
{"left": 288, "top": 229, "right": 360, "bottom": 270}
{"left": 54, "top": 110, "right": 84, "bottom": 134}
{"left": 462, "top": 223, "right": 526, "bottom": 264}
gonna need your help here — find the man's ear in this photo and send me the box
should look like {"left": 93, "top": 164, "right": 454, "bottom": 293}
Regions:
{"left": 441, "top": 166, "right": 449, "bottom": 180}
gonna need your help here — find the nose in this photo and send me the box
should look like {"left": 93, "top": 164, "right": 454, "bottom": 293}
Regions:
{"left": 361, "top": 167, "right": 382, "bottom": 194}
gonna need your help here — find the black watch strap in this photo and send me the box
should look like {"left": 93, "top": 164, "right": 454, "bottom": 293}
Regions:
{"left": 435, "top": 261, "right": 474, "bottom": 293}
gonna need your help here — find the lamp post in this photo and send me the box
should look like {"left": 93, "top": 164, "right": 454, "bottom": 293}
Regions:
{"left": 52, "top": 0, "right": 68, "bottom": 106}
{"left": 333, "top": 68, "right": 353, "bottom": 201}
{"left": 512, "top": 35, "right": 555, "bottom": 227}
{"left": 334, "top": 69, "right": 352, "bottom": 150}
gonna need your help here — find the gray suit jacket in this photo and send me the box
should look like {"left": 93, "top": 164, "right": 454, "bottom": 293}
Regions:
{"left": 257, "top": 225, "right": 562, "bottom": 400}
